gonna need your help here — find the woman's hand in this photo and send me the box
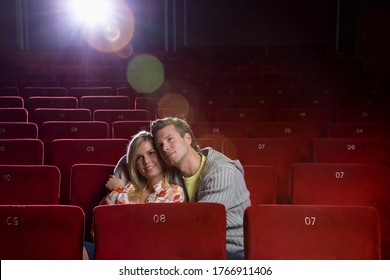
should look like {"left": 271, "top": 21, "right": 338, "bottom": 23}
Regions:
{"left": 105, "top": 172, "right": 127, "bottom": 191}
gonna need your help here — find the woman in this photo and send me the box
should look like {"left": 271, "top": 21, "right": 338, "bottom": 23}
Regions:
{"left": 102, "top": 130, "right": 185, "bottom": 204}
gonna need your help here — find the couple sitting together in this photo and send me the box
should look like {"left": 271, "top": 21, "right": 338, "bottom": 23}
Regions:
{"left": 100, "top": 117, "right": 251, "bottom": 260}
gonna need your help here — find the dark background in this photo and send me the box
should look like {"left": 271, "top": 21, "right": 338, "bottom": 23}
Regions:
{"left": 0, "top": 0, "right": 389, "bottom": 65}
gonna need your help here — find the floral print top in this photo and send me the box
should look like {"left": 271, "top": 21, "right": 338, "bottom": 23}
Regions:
{"left": 104, "top": 180, "right": 185, "bottom": 204}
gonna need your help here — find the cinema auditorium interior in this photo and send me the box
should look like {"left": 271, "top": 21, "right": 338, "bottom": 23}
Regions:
{"left": 1, "top": 0, "right": 390, "bottom": 260}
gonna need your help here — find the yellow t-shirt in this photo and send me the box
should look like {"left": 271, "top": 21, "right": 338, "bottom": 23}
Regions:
{"left": 182, "top": 153, "right": 206, "bottom": 202}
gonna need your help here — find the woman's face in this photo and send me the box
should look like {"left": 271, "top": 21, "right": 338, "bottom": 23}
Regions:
{"left": 135, "top": 140, "right": 164, "bottom": 186}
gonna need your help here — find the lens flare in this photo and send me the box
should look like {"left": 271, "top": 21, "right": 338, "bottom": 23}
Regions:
{"left": 78, "top": 0, "right": 135, "bottom": 53}
{"left": 126, "top": 55, "right": 165, "bottom": 94}
{"left": 115, "top": 43, "right": 133, "bottom": 59}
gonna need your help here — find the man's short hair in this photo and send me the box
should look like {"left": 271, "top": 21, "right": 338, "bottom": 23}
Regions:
{"left": 151, "top": 117, "right": 200, "bottom": 152}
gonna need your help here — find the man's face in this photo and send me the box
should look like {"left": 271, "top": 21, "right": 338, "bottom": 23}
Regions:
{"left": 154, "top": 124, "right": 192, "bottom": 167}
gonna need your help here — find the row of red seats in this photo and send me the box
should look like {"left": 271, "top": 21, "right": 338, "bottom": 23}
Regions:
{"left": 2, "top": 104, "right": 390, "bottom": 126}
{"left": 2, "top": 136, "right": 390, "bottom": 202}
{"left": 2, "top": 118, "right": 390, "bottom": 166}
{"left": 2, "top": 85, "right": 390, "bottom": 106}
{"left": 2, "top": 119, "right": 390, "bottom": 141}
{"left": 0, "top": 202, "right": 383, "bottom": 260}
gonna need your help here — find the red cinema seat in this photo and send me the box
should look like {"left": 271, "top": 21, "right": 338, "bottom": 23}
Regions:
{"left": 238, "top": 96, "right": 287, "bottom": 109}
{"left": 70, "top": 164, "right": 115, "bottom": 242}
{"left": 0, "top": 108, "right": 28, "bottom": 122}
{"left": 112, "top": 120, "right": 151, "bottom": 140}
{"left": 0, "top": 205, "right": 84, "bottom": 260}
{"left": 288, "top": 96, "right": 342, "bottom": 110}
{"left": 223, "top": 138, "right": 301, "bottom": 203}
{"left": 191, "top": 122, "right": 249, "bottom": 152}
{"left": 343, "top": 96, "right": 390, "bottom": 108}
{"left": 250, "top": 122, "right": 324, "bottom": 162}
{"left": 33, "top": 108, "right": 91, "bottom": 138}
{"left": 116, "top": 86, "right": 140, "bottom": 107}
{"left": 243, "top": 165, "right": 277, "bottom": 204}
{"left": 196, "top": 96, "right": 237, "bottom": 109}
{"left": 156, "top": 106, "right": 211, "bottom": 123}
{"left": 213, "top": 108, "right": 274, "bottom": 123}
{"left": 312, "top": 138, "right": 390, "bottom": 166}
{"left": 21, "top": 86, "right": 68, "bottom": 100}
{"left": 42, "top": 121, "right": 109, "bottom": 164}
{"left": 80, "top": 95, "right": 131, "bottom": 113}
{"left": 275, "top": 108, "right": 332, "bottom": 126}
{"left": 42, "top": 121, "right": 109, "bottom": 146}
{"left": 0, "top": 139, "right": 44, "bottom": 165}
{"left": 335, "top": 108, "right": 390, "bottom": 123}
{"left": 291, "top": 163, "right": 390, "bottom": 259}
{"left": 0, "top": 96, "right": 24, "bottom": 108}
{"left": 0, "top": 165, "right": 60, "bottom": 205}
{"left": 26, "top": 96, "right": 78, "bottom": 120}
{"left": 134, "top": 96, "right": 160, "bottom": 113}
{"left": 327, "top": 123, "right": 390, "bottom": 139}
{"left": 0, "top": 122, "right": 38, "bottom": 139}
{"left": 94, "top": 203, "right": 226, "bottom": 260}
{"left": 303, "top": 85, "right": 349, "bottom": 97}
{"left": 50, "top": 139, "right": 128, "bottom": 204}
{"left": 93, "top": 109, "right": 150, "bottom": 125}
{"left": 0, "top": 87, "right": 19, "bottom": 96}
{"left": 69, "top": 86, "right": 114, "bottom": 101}
{"left": 244, "top": 205, "right": 381, "bottom": 260}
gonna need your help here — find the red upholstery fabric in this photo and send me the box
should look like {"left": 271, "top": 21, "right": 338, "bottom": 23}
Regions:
{"left": 50, "top": 139, "right": 128, "bottom": 204}
{"left": 94, "top": 203, "right": 226, "bottom": 260}
{"left": 0, "top": 122, "right": 38, "bottom": 139}
{"left": 291, "top": 163, "right": 390, "bottom": 259}
{"left": 335, "top": 108, "right": 390, "bottom": 123}
{"left": 312, "top": 138, "right": 390, "bottom": 166}
{"left": 0, "top": 205, "right": 85, "bottom": 260}
{"left": 0, "top": 165, "right": 60, "bottom": 204}
{"left": 275, "top": 108, "right": 332, "bottom": 126}
{"left": 42, "top": 120, "right": 109, "bottom": 164}
{"left": 42, "top": 121, "right": 109, "bottom": 145}
{"left": 0, "top": 96, "right": 24, "bottom": 108}
{"left": 191, "top": 122, "right": 249, "bottom": 152}
{"left": 0, "top": 108, "right": 28, "bottom": 122}
{"left": 69, "top": 86, "right": 114, "bottom": 100}
{"left": 250, "top": 122, "right": 324, "bottom": 161}
{"left": 26, "top": 96, "right": 78, "bottom": 119}
{"left": 33, "top": 108, "right": 91, "bottom": 138}
{"left": 243, "top": 165, "right": 277, "bottom": 204}
{"left": 0, "top": 139, "right": 43, "bottom": 165}
{"left": 223, "top": 137, "right": 301, "bottom": 203}
{"left": 112, "top": 120, "right": 151, "bottom": 139}
{"left": 70, "top": 163, "right": 115, "bottom": 242}
{"left": 327, "top": 123, "right": 390, "bottom": 139}
{"left": 244, "top": 204, "right": 381, "bottom": 260}
{"left": 80, "top": 95, "right": 130, "bottom": 113}
{"left": 21, "top": 86, "right": 68, "bottom": 99}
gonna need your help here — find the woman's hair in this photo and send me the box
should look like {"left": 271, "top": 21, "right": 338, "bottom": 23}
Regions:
{"left": 150, "top": 117, "right": 200, "bottom": 152}
{"left": 125, "top": 130, "right": 176, "bottom": 200}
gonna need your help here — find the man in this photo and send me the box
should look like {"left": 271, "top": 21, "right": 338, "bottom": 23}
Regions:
{"left": 151, "top": 117, "right": 251, "bottom": 259}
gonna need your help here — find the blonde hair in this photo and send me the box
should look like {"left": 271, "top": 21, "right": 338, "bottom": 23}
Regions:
{"left": 125, "top": 130, "right": 175, "bottom": 201}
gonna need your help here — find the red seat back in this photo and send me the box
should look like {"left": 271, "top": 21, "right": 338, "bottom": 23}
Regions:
{"left": 94, "top": 203, "right": 226, "bottom": 259}
{"left": 0, "top": 165, "right": 60, "bottom": 204}
{"left": 0, "top": 205, "right": 84, "bottom": 260}
{"left": 244, "top": 205, "right": 381, "bottom": 260}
